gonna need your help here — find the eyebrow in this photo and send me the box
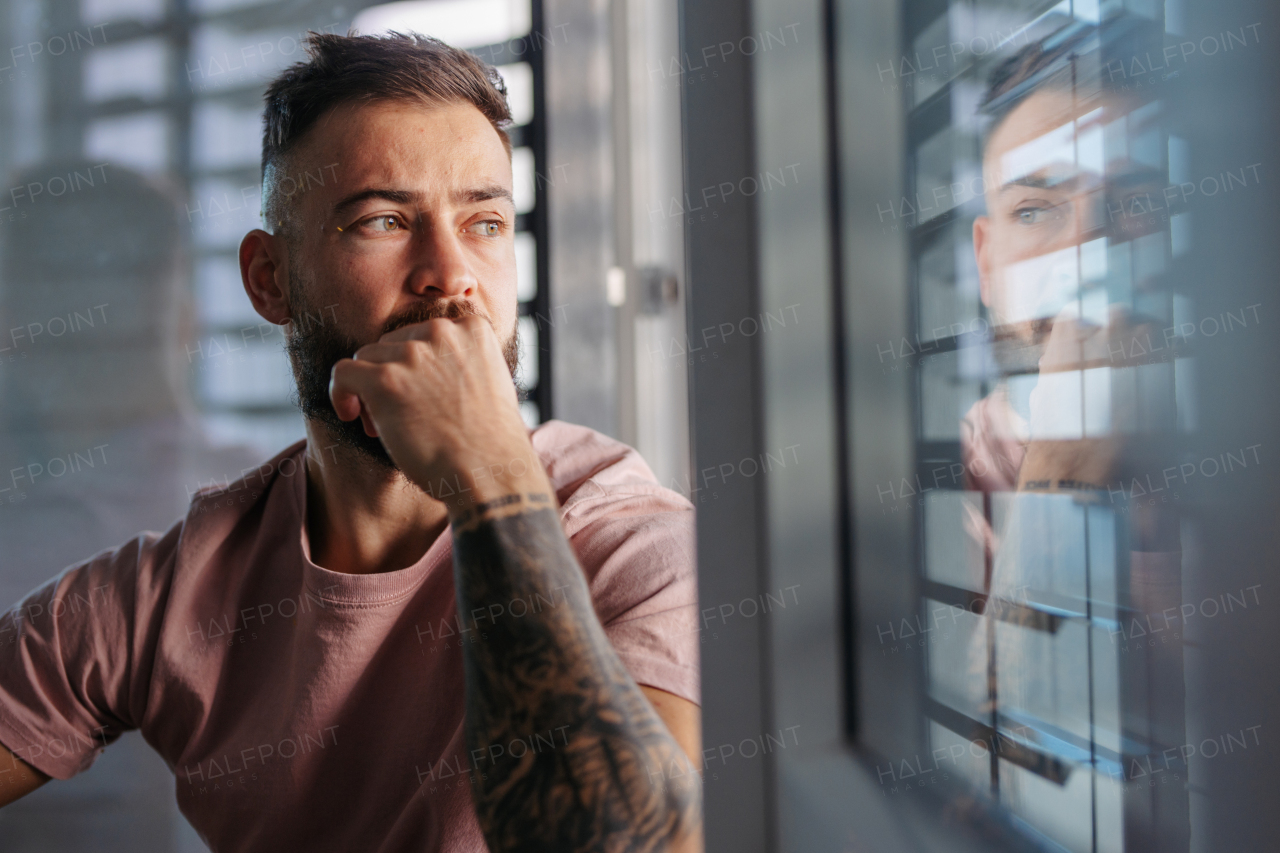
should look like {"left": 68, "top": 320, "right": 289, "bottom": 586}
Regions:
{"left": 1000, "top": 167, "right": 1108, "bottom": 197}
{"left": 459, "top": 184, "right": 515, "bottom": 206}
{"left": 330, "top": 184, "right": 515, "bottom": 218}
{"left": 999, "top": 173, "right": 1074, "bottom": 193}
{"left": 999, "top": 164, "right": 1163, "bottom": 196}
{"left": 331, "top": 188, "right": 417, "bottom": 218}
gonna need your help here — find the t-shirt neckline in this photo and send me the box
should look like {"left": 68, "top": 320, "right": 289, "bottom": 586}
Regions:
{"left": 291, "top": 444, "right": 453, "bottom": 608}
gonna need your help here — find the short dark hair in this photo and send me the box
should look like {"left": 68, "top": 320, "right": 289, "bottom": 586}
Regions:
{"left": 260, "top": 31, "right": 513, "bottom": 234}
{"left": 979, "top": 18, "right": 1166, "bottom": 147}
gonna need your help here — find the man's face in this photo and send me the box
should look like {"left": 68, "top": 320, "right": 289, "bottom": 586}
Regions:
{"left": 974, "top": 88, "right": 1165, "bottom": 343}
{"left": 277, "top": 99, "right": 520, "bottom": 468}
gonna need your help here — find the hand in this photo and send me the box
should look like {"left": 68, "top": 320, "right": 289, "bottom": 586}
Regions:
{"left": 1038, "top": 303, "right": 1149, "bottom": 375}
{"left": 328, "top": 315, "right": 545, "bottom": 509}
{"left": 1017, "top": 304, "right": 1181, "bottom": 549}
{"left": 1017, "top": 304, "right": 1161, "bottom": 492}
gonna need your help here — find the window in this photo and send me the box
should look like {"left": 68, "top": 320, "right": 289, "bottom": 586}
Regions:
{"left": 73, "top": 0, "right": 552, "bottom": 455}
{"left": 352, "top": 0, "right": 552, "bottom": 430}
{"left": 844, "top": 3, "right": 1197, "bottom": 850}
{"left": 688, "top": 0, "right": 1274, "bottom": 848}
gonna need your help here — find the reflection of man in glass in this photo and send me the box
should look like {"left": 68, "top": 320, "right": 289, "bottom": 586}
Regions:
{"left": 968, "top": 30, "right": 1173, "bottom": 496}
{"left": 962, "top": 23, "right": 1188, "bottom": 853}
{"left": 0, "top": 161, "right": 261, "bottom": 850}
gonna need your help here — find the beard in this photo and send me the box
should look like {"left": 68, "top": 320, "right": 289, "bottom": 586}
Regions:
{"left": 284, "top": 272, "right": 521, "bottom": 472}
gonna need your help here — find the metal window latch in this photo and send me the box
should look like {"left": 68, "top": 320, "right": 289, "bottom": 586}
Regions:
{"left": 637, "top": 265, "right": 678, "bottom": 315}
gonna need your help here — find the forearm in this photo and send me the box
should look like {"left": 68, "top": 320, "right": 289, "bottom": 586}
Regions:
{"left": 0, "top": 740, "right": 50, "bottom": 807}
{"left": 1017, "top": 440, "right": 1182, "bottom": 552}
{"left": 451, "top": 493, "right": 702, "bottom": 852}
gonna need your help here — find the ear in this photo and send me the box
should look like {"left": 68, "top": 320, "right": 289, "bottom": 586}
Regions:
{"left": 973, "top": 214, "right": 992, "bottom": 310}
{"left": 240, "top": 229, "right": 291, "bottom": 325}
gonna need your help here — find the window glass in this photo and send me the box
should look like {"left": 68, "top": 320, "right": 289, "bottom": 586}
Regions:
{"left": 512, "top": 146, "right": 536, "bottom": 213}
{"left": 81, "top": 0, "right": 165, "bottom": 23}
{"left": 191, "top": 102, "right": 262, "bottom": 169}
{"left": 82, "top": 38, "right": 169, "bottom": 102}
{"left": 850, "top": 4, "right": 1199, "bottom": 850}
{"left": 195, "top": 256, "right": 261, "bottom": 328}
{"left": 350, "top": 0, "right": 532, "bottom": 48}
{"left": 516, "top": 231, "right": 538, "bottom": 302}
{"left": 188, "top": 24, "right": 324, "bottom": 93}
{"left": 84, "top": 112, "right": 169, "bottom": 173}
{"left": 188, "top": 177, "right": 260, "bottom": 249}
{"left": 194, "top": 339, "right": 296, "bottom": 407}
{"left": 191, "top": 0, "right": 274, "bottom": 15}
{"left": 516, "top": 314, "right": 539, "bottom": 390}
{"left": 496, "top": 62, "right": 535, "bottom": 126}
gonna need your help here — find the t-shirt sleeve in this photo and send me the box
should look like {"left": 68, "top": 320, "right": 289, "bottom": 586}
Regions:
{"left": 0, "top": 521, "right": 182, "bottom": 780}
{"left": 568, "top": 488, "right": 700, "bottom": 707}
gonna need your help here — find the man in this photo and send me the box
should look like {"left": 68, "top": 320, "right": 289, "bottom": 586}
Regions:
{"left": 965, "top": 23, "right": 1177, "bottom": 500}
{"left": 0, "top": 32, "right": 703, "bottom": 853}
{"left": 955, "top": 21, "right": 1187, "bottom": 852}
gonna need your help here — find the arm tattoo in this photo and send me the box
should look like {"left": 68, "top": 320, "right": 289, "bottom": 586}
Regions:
{"left": 451, "top": 496, "right": 702, "bottom": 852}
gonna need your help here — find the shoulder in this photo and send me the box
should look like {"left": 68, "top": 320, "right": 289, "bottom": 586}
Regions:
{"left": 532, "top": 425, "right": 700, "bottom": 701}
{"left": 182, "top": 439, "right": 307, "bottom": 548}
{"left": 530, "top": 420, "right": 692, "bottom": 533}
{"left": 530, "top": 422, "right": 694, "bottom": 600}
{"left": 188, "top": 440, "right": 305, "bottom": 504}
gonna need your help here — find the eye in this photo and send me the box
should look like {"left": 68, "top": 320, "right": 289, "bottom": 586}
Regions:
{"left": 1014, "top": 204, "right": 1064, "bottom": 226}
{"left": 467, "top": 220, "right": 503, "bottom": 237}
{"left": 362, "top": 215, "right": 405, "bottom": 233}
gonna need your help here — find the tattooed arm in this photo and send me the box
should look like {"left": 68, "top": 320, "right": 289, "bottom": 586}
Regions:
{"left": 452, "top": 493, "right": 702, "bottom": 852}
{"left": 329, "top": 314, "right": 703, "bottom": 851}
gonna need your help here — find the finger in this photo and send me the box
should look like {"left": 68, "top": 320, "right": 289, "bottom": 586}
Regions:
{"left": 352, "top": 341, "right": 416, "bottom": 364}
{"left": 1054, "top": 316, "right": 1091, "bottom": 340}
{"left": 454, "top": 312, "right": 494, "bottom": 338}
{"left": 378, "top": 314, "right": 492, "bottom": 345}
{"left": 378, "top": 320, "right": 440, "bottom": 344}
{"left": 431, "top": 314, "right": 499, "bottom": 363}
{"left": 329, "top": 358, "right": 386, "bottom": 423}
{"left": 383, "top": 316, "right": 496, "bottom": 364}
{"left": 382, "top": 313, "right": 494, "bottom": 345}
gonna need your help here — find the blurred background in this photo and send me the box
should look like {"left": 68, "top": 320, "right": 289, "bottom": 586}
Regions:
{"left": 0, "top": 0, "right": 688, "bottom": 848}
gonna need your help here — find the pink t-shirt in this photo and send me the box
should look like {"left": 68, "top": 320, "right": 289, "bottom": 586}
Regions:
{"left": 0, "top": 420, "right": 700, "bottom": 852}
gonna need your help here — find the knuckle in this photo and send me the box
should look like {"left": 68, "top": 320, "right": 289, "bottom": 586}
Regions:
{"left": 406, "top": 339, "right": 432, "bottom": 363}
{"left": 390, "top": 366, "right": 416, "bottom": 396}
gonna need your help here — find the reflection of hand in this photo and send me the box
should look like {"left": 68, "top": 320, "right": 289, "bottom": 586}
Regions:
{"left": 328, "top": 315, "right": 547, "bottom": 510}
{"left": 1018, "top": 305, "right": 1156, "bottom": 493}
{"left": 1015, "top": 438, "right": 1117, "bottom": 494}
{"left": 1038, "top": 304, "right": 1152, "bottom": 374}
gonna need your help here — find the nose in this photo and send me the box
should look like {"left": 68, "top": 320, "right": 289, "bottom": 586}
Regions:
{"left": 407, "top": 217, "right": 478, "bottom": 299}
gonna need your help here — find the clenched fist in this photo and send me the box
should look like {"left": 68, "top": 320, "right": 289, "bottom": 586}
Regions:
{"left": 328, "top": 314, "right": 548, "bottom": 512}
{"left": 1017, "top": 303, "right": 1175, "bottom": 493}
